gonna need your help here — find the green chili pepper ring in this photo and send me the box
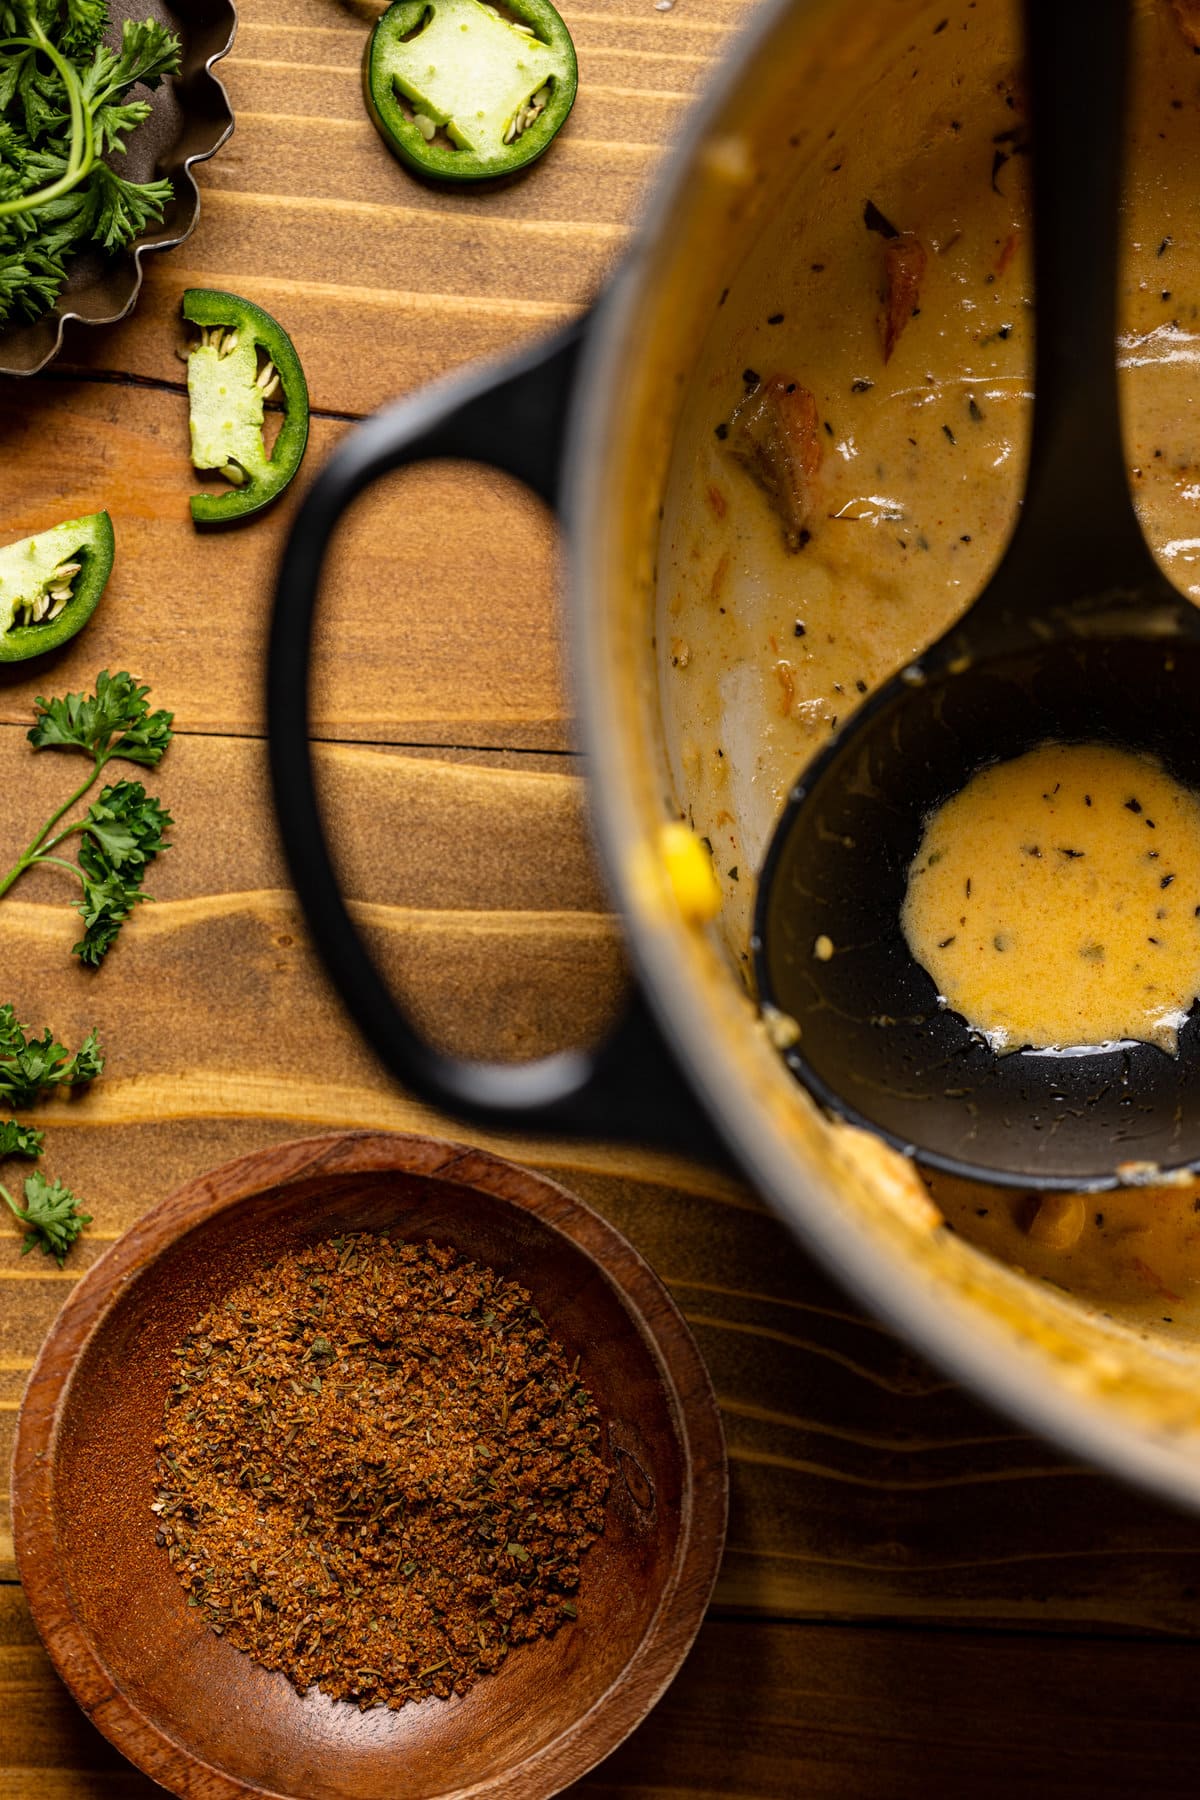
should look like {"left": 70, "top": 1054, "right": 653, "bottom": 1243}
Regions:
{"left": 365, "top": 0, "right": 578, "bottom": 183}
{"left": 183, "top": 289, "right": 310, "bottom": 528}
{"left": 0, "top": 511, "right": 114, "bottom": 663}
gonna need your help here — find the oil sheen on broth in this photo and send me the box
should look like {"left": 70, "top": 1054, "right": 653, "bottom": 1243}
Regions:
{"left": 902, "top": 744, "right": 1200, "bottom": 1053}
{"left": 656, "top": 0, "right": 1200, "bottom": 1302}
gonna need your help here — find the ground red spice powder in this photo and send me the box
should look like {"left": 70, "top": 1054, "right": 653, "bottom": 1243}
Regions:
{"left": 153, "top": 1232, "right": 610, "bottom": 1709}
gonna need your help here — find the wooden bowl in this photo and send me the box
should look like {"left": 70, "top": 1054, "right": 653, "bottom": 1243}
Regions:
{"left": 12, "top": 1130, "right": 727, "bottom": 1800}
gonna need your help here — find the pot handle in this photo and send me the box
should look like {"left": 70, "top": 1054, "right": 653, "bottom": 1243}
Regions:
{"left": 268, "top": 319, "right": 726, "bottom": 1161}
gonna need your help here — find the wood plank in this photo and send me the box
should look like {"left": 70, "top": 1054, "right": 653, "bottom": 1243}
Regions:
{"left": 7, "top": 1587, "right": 1200, "bottom": 1799}
{"left": 246, "top": 0, "right": 743, "bottom": 53}
{"left": 186, "top": 187, "right": 628, "bottom": 305}
{"left": 231, "top": 23, "right": 719, "bottom": 84}
{"left": 56, "top": 262, "right": 580, "bottom": 414}
{"left": 0, "top": 382, "right": 567, "bottom": 746}
{"left": 0, "top": 891, "right": 625, "bottom": 1068}
{"left": 0, "top": 728, "right": 603, "bottom": 912}
{"left": 221, "top": 58, "right": 695, "bottom": 134}
{"left": 586, "top": 1619, "right": 1200, "bottom": 1799}
{"left": 203, "top": 109, "right": 662, "bottom": 221}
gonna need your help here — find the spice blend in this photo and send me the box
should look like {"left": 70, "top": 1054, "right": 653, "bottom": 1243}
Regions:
{"left": 153, "top": 1232, "right": 610, "bottom": 1709}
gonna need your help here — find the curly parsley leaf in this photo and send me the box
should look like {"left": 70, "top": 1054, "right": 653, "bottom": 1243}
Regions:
{"left": 83, "top": 161, "right": 175, "bottom": 252}
{"left": 0, "top": 1118, "right": 44, "bottom": 1157}
{"left": 83, "top": 780, "right": 172, "bottom": 869}
{"left": 69, "top": 781, "right": 171, "bottom": 964}
{"left": 0, "top": 50, "right": 36, "bottom": 126}
{"left": 0, "top": 1004, "right": 104, "bottom": 1106}
{"left": 59, "top": 0, "right": 106, "bottom": 54}
{"left": 91, "top": 93, "right": 149, "bottom": 155}
{"left": 2, "top": 1168, "right": 92, "bottom": 1264}
{"left": 0, "top": 240, "right": 66, "bottom": 319}
{"left": 29, "top": 668, "right": 174, "bottom": 763}
{"left": 72, "top": 865, "right": 138, "bottom": 964}
{"left": 0, "top": 989, "right": 103, "bottom": 1262}
{"left": 82, "top": 14, "right": 178, "bottom": 102}
{"left": 0, "top": 0, "right": 58, "bottom": 32}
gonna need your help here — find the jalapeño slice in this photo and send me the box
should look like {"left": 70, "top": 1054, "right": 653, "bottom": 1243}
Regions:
{"left": 365, "top": 0, "right": 578, "bottom": 182}
{"left": 0, "top": 512, "right": 114, "bottom": 662}
{"left": 184, "top": 289, "right": 310, "bottom": 528}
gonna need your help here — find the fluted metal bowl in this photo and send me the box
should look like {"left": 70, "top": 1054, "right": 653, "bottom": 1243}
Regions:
{"left": 0, "top": 0, "right": 236, "bottom": 376}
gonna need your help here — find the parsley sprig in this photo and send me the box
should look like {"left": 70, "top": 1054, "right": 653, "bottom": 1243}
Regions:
{"left": 0, "top": 0, "right": 180, "bottom": 326}
{"left": 0, "top": 1116, "right": 43, "bottom": 1156}
{"left": 0, "top": 1004, "right": 100, "bottom": 1262}
{"left": 0, "top": 670, "right": 173, "bottom": 964}
{"left": 2, "top": 1167, "right": 91, "bottom": 1264}
{"left": 0, "top": 1000, "right": 102, "bottom": 1104}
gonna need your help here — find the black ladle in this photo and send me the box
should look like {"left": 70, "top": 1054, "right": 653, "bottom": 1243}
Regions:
{"left": 753, "top": 0, "right": 1200, "bottom": 1193}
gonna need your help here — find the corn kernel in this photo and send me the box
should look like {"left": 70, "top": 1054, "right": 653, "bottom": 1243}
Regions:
{"left": 658, "top": 822, "right": 722, "bottom": 925}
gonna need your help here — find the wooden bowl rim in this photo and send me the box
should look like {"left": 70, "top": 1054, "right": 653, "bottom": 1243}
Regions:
{"left": 12, "top": 1128, "right": 728, "bottom": 1800}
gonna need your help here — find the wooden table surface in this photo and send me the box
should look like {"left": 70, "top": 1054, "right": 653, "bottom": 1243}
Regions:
{"left": 5, "top": 0, "right": 1200, "bottom": 1793}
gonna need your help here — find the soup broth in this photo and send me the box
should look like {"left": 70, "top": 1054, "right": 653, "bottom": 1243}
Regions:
{"left": 902, "top": 742, "right": 1200, "bottom": 1055}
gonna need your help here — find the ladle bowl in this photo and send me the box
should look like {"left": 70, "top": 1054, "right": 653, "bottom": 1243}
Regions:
{"left": 754, "top": 624, "right": 1200, "bottom": 1191}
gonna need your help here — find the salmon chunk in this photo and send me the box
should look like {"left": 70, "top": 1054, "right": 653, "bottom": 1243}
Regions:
{"left": 727, "top": 376, "right": 822, "bottom": 550}
{"left": 879, "top": 232, "right": 927, "bottom": 362}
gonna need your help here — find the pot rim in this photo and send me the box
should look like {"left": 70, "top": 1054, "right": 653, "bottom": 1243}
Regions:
{"left": 565, "top": 0, "right": 1200, "bottom": 1518}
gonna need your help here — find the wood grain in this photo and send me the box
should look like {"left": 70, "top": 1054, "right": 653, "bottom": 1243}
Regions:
{"left": 5, "top": 0, "right": 1200, "bottom": 1790}
{"left": 8, "top": 1587, "right": 1200, "bottom": 1799}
